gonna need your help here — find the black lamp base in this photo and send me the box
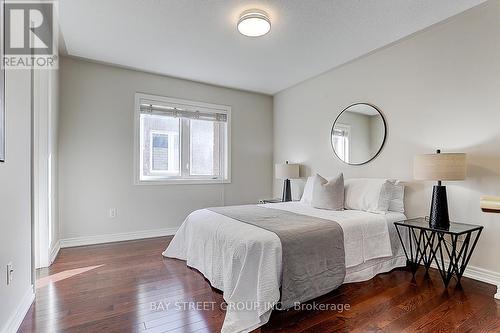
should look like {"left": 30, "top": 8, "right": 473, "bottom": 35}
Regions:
{"left": 282, "top": 179, "right": 292, "bottom": 202}
{"left": 429, "top": 185, "right": 450, "bottom": 229}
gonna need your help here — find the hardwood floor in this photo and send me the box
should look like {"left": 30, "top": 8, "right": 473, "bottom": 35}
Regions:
{"left": 19, "top": 237, "right": 500, "bottom": 332}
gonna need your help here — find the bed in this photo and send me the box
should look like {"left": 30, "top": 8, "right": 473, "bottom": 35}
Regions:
{"left": 163, "top": 201, "right": 407, "bottom": 333}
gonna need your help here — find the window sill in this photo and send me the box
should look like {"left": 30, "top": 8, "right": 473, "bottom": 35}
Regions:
{"left": 134, "top": 178, "right": 231, "bottom": 186}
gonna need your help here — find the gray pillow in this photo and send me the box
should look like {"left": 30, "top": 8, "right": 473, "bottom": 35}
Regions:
{"left": 311, "top": 173, "right": 344, "bottom": 210}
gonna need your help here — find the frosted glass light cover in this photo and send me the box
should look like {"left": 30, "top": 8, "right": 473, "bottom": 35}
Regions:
{"left": 237, "top": 10, "right": 271, "bottom": 37}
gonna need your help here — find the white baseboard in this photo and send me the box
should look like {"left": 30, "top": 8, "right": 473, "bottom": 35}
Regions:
{"left": 429, "top": 261, "right": 500, "bottom": 299}
{"left": 49, "top": 239, "right": 61, "bottom": 265}
{"left": 462, "top": 265, "right": 500, "bottom": 300}
{"left": 1, "top": 285, "right": 34, "bottom": 333}
{"left": 60, "top": 227, "right": 178, "bottom": 248}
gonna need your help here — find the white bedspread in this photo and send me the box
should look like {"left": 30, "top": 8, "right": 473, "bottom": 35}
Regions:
{"left": 163, "top": 202, "right": 406, "bottom": 333}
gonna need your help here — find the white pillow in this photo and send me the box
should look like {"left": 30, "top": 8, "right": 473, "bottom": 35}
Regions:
{"left": 300, "top": 176, "right": 314, "bottom": 205}
{"left": 388, "top": 181, "right": 405, "bottom": 213}
{"left": 344, "top": 178, "right": 393, "bottom": 214}
{"left": 311, "top": 173, "right": 344, "bottom": 210}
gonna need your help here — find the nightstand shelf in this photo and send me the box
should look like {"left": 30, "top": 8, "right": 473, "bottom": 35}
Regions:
{"left": 394, "top": 217, "right": 483, "bottom": 288}
{"left": 258, "top": 198, "right": 283, "bottom": 204}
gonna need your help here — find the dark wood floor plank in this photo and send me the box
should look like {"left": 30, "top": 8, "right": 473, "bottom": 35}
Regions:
{"left": 19, "top": 236, "right": 500, "bottom": 333}
{"left": 262, "top": 270, "right": 413, "bottom": 332}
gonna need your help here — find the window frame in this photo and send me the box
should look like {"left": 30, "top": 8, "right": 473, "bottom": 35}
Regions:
{"left": 332, "top": 123, "right": 350, "bottom": 164}
{"left": 134, "top": 93, "right": 231, "bottom": 185}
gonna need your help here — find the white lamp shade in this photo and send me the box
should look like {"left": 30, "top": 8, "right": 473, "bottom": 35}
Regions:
{"left": 275, "top": 163, "right": 299, "bottom": 179}
{"left": 480, "top": 195, "right": 500, "bottom": 211}
{"left": 414, "top": 153, "right": 466, "bottom": 181}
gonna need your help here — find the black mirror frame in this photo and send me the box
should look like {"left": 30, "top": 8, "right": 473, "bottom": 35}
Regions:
{"left": 330, "top": 102, "right": 387, "bottom": 166}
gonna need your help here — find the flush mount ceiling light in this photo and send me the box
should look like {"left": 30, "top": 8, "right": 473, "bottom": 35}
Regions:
{"left": 237, "top": 9, "right": 271, "bottom": 37}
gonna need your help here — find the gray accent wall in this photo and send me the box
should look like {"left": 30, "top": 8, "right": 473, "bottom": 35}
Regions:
{"left": 273, "top": 1, "right": 500, "bottom": 276}
{"left": 58, "top": 57, "right": 273, "bottom": 240}
{"left": 0, "top": 69, "right": 33, "bottom": 332}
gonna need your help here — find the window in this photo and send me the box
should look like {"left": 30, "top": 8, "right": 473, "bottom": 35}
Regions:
{"left": 135, "top": 93, "right": 230, "bottom": 184}
{"left": 150, "top": 131, "right": 178, "bottom": 174}
{"left": 332, "top": 124, "right": 350, "bottom": 163}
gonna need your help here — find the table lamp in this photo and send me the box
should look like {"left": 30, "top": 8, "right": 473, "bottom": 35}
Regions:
{"left": 480, "top": 196, "right": 500, "bottom": 213}
{"left": 414, "top": 150, "right": 466, "bottom": 229}
{"left": 275, "top": 161, "right": 299, "bottom": 202}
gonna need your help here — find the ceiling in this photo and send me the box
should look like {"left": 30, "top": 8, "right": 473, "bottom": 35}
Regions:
{"left": 58, "top": 0, "right": 486, "bottom": 95}
{"left": 346, "top": 104, "right": 379, "bottom": 116}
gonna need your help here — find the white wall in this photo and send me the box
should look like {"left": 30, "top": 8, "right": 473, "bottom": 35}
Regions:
{"left": 0, "top": 70, "right": 34, "bottom": 332}
{"left": 274, "top": 1, "right": 500, "bottom": 279}
{"left": 59, "top": 57, "right": 273, "bottom": 240}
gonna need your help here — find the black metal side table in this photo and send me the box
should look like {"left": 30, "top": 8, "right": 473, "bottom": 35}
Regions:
{"left": 394, "top": 218, "right": 483, "bottom": 287}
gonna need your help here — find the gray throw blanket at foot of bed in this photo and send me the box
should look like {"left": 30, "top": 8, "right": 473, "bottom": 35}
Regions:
{"left": 208, "top": 205, "right": 346, "bottom": 309}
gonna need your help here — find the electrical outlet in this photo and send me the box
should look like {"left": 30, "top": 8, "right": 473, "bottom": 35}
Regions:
{"left": 109, "top": 208, "right": 117, "bottom": 218}
{"left": 7, "top": 263, "right": 13, "bottom": 285}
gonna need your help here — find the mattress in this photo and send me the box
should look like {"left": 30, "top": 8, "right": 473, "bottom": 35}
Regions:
{"left": 163, "top": 202, "right": 407, "bottom": 333}
{"left": 344, "top": 211, "right": 407, "bottom": 283}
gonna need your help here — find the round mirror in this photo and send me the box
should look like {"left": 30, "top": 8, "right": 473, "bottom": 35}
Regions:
{"left": 331, "top": 103, "right": 386, "bottom": 165}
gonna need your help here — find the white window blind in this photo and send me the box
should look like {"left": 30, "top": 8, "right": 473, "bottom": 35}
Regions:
{"left": 139, "top": 103, "right": 228, "bottom": 122}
